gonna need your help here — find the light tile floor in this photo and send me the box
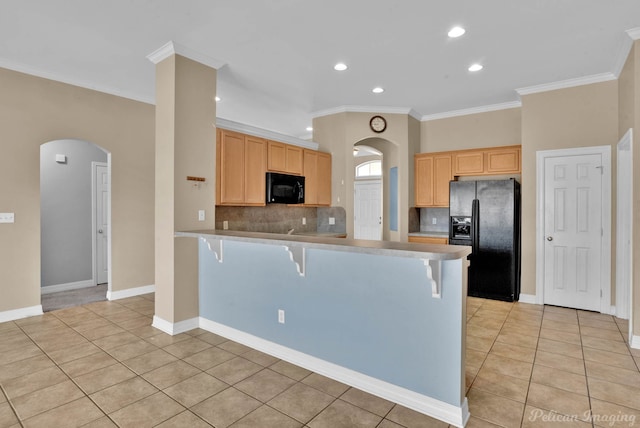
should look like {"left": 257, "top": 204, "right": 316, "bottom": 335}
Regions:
{"left": 0, "top": 294, "right": 638, "bottom": 427}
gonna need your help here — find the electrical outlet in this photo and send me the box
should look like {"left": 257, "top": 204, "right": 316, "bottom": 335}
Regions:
{"left": 278, "top": 309, "right": 285, "bottom": 324}
{"left": 198, "top": 210, "right": 205, "bottom": 221}
{"left": 0, "top": 213, "right": 15, "bottom": 223}
{"left": 302, "top": 217, "right": 306, "bottom": 225}
{"left": 223, "top": 220, "right": 229, "bottom": 230}
{"left": 432, "top": 217, "right": 437, "bottom": 225}
{"left": 329, "top": 217, "right": 335, "bottom": 225}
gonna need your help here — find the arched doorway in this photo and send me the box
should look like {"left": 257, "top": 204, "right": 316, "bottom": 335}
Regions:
{"left": 352, "top": 138, "right": 398, "bottom": 241}
{"left": 354, "top": 147, "right": 382, "bottom": 240}
{"left": 40, "top": 139, "right": 111, "bottom": 311}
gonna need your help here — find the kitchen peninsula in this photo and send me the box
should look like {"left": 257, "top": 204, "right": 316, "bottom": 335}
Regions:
{"left": 176, "top": 230, "right": 471, "bottom": 426}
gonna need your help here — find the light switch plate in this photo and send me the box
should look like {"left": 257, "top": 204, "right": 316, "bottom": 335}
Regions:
{"left": 0, "top": 213, "right": 15, "bottom": 223}
{"left": 198, "top": 210, "right": 205, "bottom": 221}
{"left": 329, "top": 217, "right": 335, "bottom": 225}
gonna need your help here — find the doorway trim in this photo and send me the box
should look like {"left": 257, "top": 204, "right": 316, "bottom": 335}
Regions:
{"left": 535, "top": 145, "right": 612, "bottom": 313}
{"left": 616, "top": 130, "right": 633, "bottom": 336}
{"left": 91, "top": 155, "right": 112, "bottom": 294}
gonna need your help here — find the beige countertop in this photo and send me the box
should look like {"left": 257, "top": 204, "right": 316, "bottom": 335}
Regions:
{"left": 177, "top": 229, "right": 470, "bottom": 261}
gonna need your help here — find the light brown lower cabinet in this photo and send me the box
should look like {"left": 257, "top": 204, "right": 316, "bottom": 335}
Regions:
{"left": 408, "top": 236, "right": 449, "bottom": 244}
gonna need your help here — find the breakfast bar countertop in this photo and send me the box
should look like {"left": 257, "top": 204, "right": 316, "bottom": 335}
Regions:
{"left": 176, "top": 229, "right": 470, "bottom": 261}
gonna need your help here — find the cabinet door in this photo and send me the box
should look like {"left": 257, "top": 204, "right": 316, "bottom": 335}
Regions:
{"left": 244, "top": 136, "right": 267, "bottom": 205}
{"left": 485, "top": 147, "right": 521, "bottom": 174}
{"left": 267, "top": 141, "right": 287, "bottom": 172}
{"left": 415, "top": 155, "right": 434, "bottom": 207}
{"left": 219, "top": 130, "right": 245, "bottom": 205}
{"left": 268, "top": 141, "right": 303, "bottom": 175}
{"left": 433, "top": 154, "right": 452, "bottom": 207}
{"left": 286, "top": 145, "right": 304, "bottom": 175}
{"left": 303, "top": 150, "right": 318, "bottom": 205}
{"left": 317, "top": 152, "right": 332, "bottom": 206}
{"left": 408, "top": 236, "right": 448, "bottom": 244}
{"left": 454, "top": 151, "right": 484, "bottom": 175}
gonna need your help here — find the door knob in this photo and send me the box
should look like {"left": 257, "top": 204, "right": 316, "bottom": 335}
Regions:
{"left": 546, "top": 236, "right": 553, "bottom": 241}
{"left": 98, "top": 229, "right": 103, "bottom": 234}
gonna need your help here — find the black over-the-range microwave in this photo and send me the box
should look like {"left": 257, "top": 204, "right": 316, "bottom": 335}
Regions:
{"left": 266, "top": 172, "right": 305, "bottom": 204}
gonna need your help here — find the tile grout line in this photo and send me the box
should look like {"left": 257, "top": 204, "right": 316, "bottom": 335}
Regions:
{"left": 0, "top": 382, "right": 24, "bottom": 428}
{"left": 576, "top": 311, "right": 596, "bottom": 428}
{"left": 518, "top": 302, "right": 544, "bottom": 428}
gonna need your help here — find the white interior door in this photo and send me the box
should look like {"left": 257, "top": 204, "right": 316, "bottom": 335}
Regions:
{"left": 543, "top": 153, "right": 603, "bottom": 311}
{"left": 354, "top": 180, "right": 382, "bottom": 240}
{"left": 95, "top": 163, "right": 109, "bottom": 284}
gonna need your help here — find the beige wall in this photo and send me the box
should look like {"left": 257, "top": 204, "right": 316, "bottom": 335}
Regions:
{"left": 619, "top": 41, "right": 640, "bottom": 335}
{"left": 421, "top": 108, "right": 522, "bottom": 153}
{"left": 154, "top": 55, "right": 217, "bottom": 324}
{"left": 520, "top": 80, "right": 619, "bottom": 296}
{"left": 0, "top": 68, "right": 155, "bottom": 313}
{"left": 313, "top": 112, "right": 420, "bottom": 240}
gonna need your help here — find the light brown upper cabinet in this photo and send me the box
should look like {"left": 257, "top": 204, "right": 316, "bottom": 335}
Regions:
{"left": 317, "top": 152, "right": 332, "bottom": 206}
{"left": 415, "top": 145, "right": 521, "bottom": 208}
{"left": 415, "top": 153, "right": 452, "bottom": 207}
{"left": 268, "top": 141, "right": 303, "bottom": 175}
{"left": 485, "top": 146, "right": 521, "bottom": 174}
{"left": 216, "top": 129, "right": 267, "bottom": 206}
{"left": 453, "top": 151, "right": 484, "bottom": 175}
{"left": 303, "top": 149, "right": 332, "bottom": 206}
{"left": 452, "top": 145, "right": 521, "bottom": 176}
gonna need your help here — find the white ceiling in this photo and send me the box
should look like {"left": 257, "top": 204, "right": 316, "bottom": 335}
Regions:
{"left": 2, "top": 1, "right": 639, "bottom": 139}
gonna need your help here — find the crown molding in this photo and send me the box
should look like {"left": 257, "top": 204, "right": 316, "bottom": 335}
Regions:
{"left": 516, "top": 72, "right": 616, "bottom": 96}
{"left": 611, "top": 27, "right": 640, "bottom": 78}
{"left": 312, "top": 106, "right": 422, "bottom": 121}
{"left": 421, "top": 101, "right": 521, "bottom": 122}
{"left": 627, "top": 27, "right": 640, "bottom": 40}
{"left": 216, "top": 117, "right": 319, "bottom": 150}
{"left": 0, "top": 58, "right": 155, "bottom": 105}
{"left": 146, "top": 41, "right": 226, "bottom": 70}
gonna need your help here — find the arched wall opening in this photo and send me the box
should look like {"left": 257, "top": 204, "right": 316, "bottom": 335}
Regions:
{"left": 353, "top": 138, "right": 398, "bottom": 240}
{"left": 40, "top": 139, "right": 111, "bottom": 307}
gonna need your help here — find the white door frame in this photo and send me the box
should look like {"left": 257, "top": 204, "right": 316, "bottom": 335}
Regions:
{"left": 535, "top": 145, "right": 612, "bottom": 313}
{"left": 91, "top": 158, "right": 112, "bottom": 290}
{"left": 616, "top": 130, "right": 633, "bottom": 327}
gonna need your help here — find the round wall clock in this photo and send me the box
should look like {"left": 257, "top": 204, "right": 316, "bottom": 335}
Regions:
{"left": 369, "top": 115, "right": 387, "bottom": 133}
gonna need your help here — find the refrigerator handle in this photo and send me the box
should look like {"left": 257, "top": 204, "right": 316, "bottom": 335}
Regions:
{"left": 472, "top": 199, "right": 480, "bottom": 254}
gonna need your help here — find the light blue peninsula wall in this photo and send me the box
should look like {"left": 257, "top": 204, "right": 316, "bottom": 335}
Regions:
{"left": 182, "top": 231, "right": 470, "bottom": 426}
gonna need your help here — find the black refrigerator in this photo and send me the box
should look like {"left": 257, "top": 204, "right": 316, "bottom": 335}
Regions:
{"left": 449, "top": 179, "right": 521, "bottom": 301}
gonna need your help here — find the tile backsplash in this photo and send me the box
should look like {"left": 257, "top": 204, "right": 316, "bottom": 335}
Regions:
{"left": 215, "top": 205, "right": 346, "bottom": 234}
{"left": 419, "top": 207, "right": 449, "bottom": 233}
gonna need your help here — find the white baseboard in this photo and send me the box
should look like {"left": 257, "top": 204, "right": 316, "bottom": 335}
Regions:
{"left": 0, "top": 305, "right": 44, "bottom": 323}
{"left": 41, "top": 279, "right": 94, "bottom": 295}
{"left": 152, "top": 316, "right": 199, "bottom": 336}
{"left": 630, "top": 335, "right": 640, "bottom": 350}
{"left": 107, "top": 284, "right": 155, "bottom": 301}
{"left": 518, "top": 293, "right": 538, "bottom": 304}
{"left": 199, "top": 317, "right": 470, "bottom": 427}
{"left": 605, "top": 305, "right": 617, "bottom": 316}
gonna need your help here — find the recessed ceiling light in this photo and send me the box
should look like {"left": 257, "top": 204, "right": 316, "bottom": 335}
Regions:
{"left": 372, "top": 87, "right": 384, "bottom": 94}
{"left": 448, "top": 26, "right": 466, "bottom": 38}
{"left": 334, "top": 63, "right": 348, "bottom": 71}
{"left": 306, "top": 126, "right": 313, "bottom": 132}
{"left": 468, "top": 64, "right": 483, "bottom": 72}
{"left": 215, "top": 96, "right": 221, "bottom": 102}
